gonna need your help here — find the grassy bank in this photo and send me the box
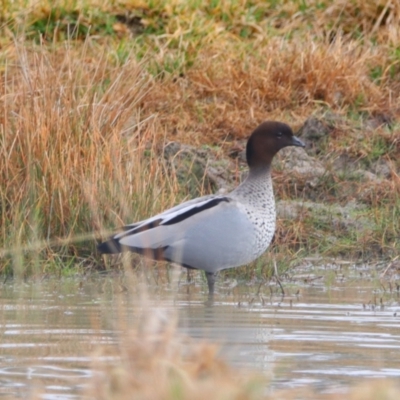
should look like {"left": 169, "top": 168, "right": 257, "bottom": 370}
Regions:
{"left": 0, "top": 0, "right": 399, "bottom": 278}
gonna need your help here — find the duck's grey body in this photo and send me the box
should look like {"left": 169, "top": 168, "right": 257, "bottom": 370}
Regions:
{"left": 114, "top": 168, "right": 275, "bottom": 273}
{"left": 98, "top": 121, "right": 305, "bottom": 297}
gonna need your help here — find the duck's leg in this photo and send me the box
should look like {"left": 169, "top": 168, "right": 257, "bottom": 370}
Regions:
{"left": 205, "top": 271, "right": 217, "bottom": 298}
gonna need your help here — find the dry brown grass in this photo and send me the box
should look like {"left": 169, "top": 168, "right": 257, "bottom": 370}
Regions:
{"left": 0, "top": 0, "right": 399, "bottom": 274}
{"left": 0, "top": 41, "right": 186, "bottom": 272}
{"left": 151, "top": 36, "right": 395, "bottom": 144}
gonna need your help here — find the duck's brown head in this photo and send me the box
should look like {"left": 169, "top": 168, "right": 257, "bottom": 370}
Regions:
{"left": 246, "top": 121, "right": 305, "bottom": 168}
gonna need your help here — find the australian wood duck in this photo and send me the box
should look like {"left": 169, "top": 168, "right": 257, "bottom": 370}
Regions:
{"left": 98, "top": 121, "right": 305, "bottom": 297}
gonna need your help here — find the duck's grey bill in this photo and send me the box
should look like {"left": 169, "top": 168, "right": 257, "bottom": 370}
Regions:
{"left": 292, "top": 136, "right": 305, "bottom": 148}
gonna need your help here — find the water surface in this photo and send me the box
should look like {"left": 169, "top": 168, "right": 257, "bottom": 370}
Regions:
{"left": 0, "top": 263, "right": 399, "bottom": 399}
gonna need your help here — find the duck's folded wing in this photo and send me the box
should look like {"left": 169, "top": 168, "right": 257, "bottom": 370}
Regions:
{"left": 97, "top": 195, "right": 226, "bottom": 254}
{"left": 117, "top": 196, "right": 257, "bottom": 272}
{"left": 109, "top": 194, "right": 214, "bottom": 236}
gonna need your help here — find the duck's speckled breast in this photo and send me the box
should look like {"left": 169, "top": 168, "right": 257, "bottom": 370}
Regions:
{"left": 230, "top": 169, "right": 276, "bottom": 259}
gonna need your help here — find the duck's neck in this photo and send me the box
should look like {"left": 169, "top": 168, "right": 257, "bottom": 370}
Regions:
{"left": 231, "top": 165, "right": 274, "bottom": 201}
{"left": 247, "top": 165, "right": 272, "bottom": 180}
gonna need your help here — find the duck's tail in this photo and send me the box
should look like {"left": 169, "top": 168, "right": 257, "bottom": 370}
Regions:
{"left": 97, "top": 238, "right": 123, "bottom": 254}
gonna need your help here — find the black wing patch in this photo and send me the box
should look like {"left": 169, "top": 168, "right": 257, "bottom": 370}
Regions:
{"left": 97, "top": 238, "right": 123, "bottom": 254}
{"left": 162, "top": 197, "right": 230, "bottom": 226}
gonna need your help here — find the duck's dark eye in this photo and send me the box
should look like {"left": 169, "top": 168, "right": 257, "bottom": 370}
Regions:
{"left": 277, "top": 131, "right": 282, "bottom": 138}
